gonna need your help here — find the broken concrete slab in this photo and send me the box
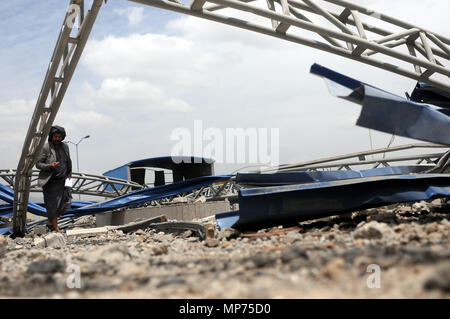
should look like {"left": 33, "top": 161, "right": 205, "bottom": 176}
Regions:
{"left": 204, "top": 223, "right": 215, "bottom": 239}
{"left": 115, "top": 215, "right": 167, "bottom": 234}
{"left": 96, "top": 201, "right": 230, "bottom": 227}
{"left": 66, "top": 227, "right": 110, "bottom": 238}
{"left": 33, "top": 233, "right": 66, "bottom": 248}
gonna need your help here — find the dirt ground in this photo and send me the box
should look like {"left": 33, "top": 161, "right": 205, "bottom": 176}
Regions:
{"left": 0, "top": 199, "right": 449, "bottom": 299}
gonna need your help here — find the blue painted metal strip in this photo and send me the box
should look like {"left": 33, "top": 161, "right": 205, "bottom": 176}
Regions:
{"left": 216, "top": 174, "right": 450, "bottom": 230}
{"left": 236, "top": 166, "right": 431, "bottom": 186}
{"left": 310, "top": 63, "right": 450, "bottom": 146}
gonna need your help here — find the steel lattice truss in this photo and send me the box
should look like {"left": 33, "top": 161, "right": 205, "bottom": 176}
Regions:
{"left": 131, "top": 0, "right": 450, "bottom": 91}
{"left": 1, "top": 170, "right": 143, "bottom": 198}
{"left": 262, "top": 143, "right": 449, "bottom": 172}
{"left": 12, "top": 0, "right": 450, "bottom": 236}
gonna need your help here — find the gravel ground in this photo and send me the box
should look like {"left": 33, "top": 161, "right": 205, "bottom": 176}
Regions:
{"left": 0, "top": 199, "right": 449, "bottom": 299}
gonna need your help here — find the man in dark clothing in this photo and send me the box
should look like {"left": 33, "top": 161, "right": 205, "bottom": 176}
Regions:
{"left": 36, "top": 125, "right": 72, "bottom": 232}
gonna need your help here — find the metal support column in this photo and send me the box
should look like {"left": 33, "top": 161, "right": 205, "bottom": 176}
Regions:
{"left": 11, "top": 0, "right": 104, "bottom": 237}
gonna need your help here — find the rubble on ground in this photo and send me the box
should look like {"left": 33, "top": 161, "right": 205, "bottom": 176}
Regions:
{"left": 0, "top": 199, "right": 448, "bottom": 298}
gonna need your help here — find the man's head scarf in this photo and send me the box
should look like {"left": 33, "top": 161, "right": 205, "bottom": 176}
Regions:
{"left": 48, "top": 125, "right": 67, "bottom": 142}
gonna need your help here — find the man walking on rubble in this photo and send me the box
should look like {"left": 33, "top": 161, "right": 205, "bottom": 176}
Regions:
{"left": 36, "top": 125, "right": 72, "bottom": 232}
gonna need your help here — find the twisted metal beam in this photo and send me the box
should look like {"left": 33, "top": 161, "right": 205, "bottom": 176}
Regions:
{"left": 2, "top": 170, "right": 143, "bottom": 198}
{"left": 130, "top": 0, "right": 450, "bottom": 91}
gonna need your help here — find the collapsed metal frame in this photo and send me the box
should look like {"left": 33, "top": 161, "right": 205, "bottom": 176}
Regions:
{"left": 12, "top": 0, "right": 450, "bottom": 236}
{"left": 261, "top": 143, "right": 449, "bottom": 172}
{"left": 139, "top": 177, "right": 240, "bottom": 206}
{"left": 2, "top": 170, "right": 143, "bottom": 198}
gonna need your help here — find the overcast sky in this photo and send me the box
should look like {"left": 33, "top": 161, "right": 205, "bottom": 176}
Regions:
{"left": 1, "top": 0, "right": 449, "bottom": 177}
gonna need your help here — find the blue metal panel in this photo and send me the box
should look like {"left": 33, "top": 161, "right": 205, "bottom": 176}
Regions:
{"left": 236, "top": 166, "right": 431, "bottom": 186}
{"left": 102, "top": 164, "right": 129, "bottom": 191}
{"left": 216, "top": 174, "right": 450, "bottom": 230}
{"left": 310, "top": 63, "right": 450, "bottom": 146}
{"left": 410, "top": 82, "right": 450, "bottom": 109}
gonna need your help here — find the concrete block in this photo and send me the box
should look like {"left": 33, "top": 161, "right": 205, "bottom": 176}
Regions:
{"left": 66, "top": 227, "right": 110, "bottom": 238}
{"left": 96, "top": 201, "right": 230, "bottom": 227}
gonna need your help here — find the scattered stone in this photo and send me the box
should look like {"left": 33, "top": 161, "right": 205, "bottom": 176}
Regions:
{"left": 366, "top": 209, "right": 396, "bottom": 222}
{"left": 134, "top": 229, "right": 145, "bottom": 236}
{"left": 34, "top": 233, "right": 66, "bottom": 248}
{"left": 153, "top": 245, "right": 169, "bottom": 256}
{"left": 424, "top": 261, "right": 450, "bottom": 292}
{"left": 204, "top": 224, "right": 216, "bottom": 239}
{"left": 33, "top": 225, "right": 48, "bottom": 236}
{"left": 250, "top": 252, "right": 276, "bottom": 268}
{"left": 0, "top": 235, "right": 7, "bottom": 257}
{"left": 157, "top": 277, "right": 186, "bottom": 288}
{"left": 204, "top": 238, "right": 219, "bottom": 248}
{"left": 353, "top": 221, "right": 397, "bottom": 241}
{"left": 73, "top": 215, "right": 96, "bottom": 228}
{"left": 218, "top": 228, "right": 241, "bottom": 241}
{"left": 27, "top": 258, "right": 66, "bottom": 275}
{"left": 181, "top": 230, "right": 193, "bottom": 238}
{"left": 412, "top": 201, "right": 430, "bottom": 213}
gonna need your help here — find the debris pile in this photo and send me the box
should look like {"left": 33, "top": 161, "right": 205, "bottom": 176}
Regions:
{"left": 0, "top": 199, "right": 448, "bottom": 298}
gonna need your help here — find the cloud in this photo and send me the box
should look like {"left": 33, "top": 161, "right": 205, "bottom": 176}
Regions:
{"left": 96, "top": 77, "right": 193, "bottom": 112}
{"left": 83, "top": 33, "right": 220, "bottom": 88}
{"left": 113, "top": 7, "right": 144, "bottom": 26}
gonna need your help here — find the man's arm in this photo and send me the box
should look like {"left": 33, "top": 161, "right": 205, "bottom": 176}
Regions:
{"left": 36, "top": 144, "right": 53, "bottom": 171}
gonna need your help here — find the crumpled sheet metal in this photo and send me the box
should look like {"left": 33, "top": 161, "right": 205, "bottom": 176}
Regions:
{"left": 0, "top": 175, "right": 232, "bottom": 235}
{"left": 310, "top": 63, "right": 450, "bottom": 146}
{"left": 216, "top": 174, "right": 450, "bottom": 230}
{"left": 236, "top": 165, "right": 431, "bottom": 186}
{"left": 410, "top": 81, "right": 450, "bottom": 109}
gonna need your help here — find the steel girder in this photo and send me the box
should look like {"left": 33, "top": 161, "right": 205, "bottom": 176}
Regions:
{"left": 12, "top": 0, "right": 104, "bottom": 237}
{"left": 2, "top": 170, "right": 143, "bottom": 198}
{"left": 260, "top": 143, "right": 449, "bottom": 172}
{"left": 130, "top": 0, "right": 450, "bottom": 92}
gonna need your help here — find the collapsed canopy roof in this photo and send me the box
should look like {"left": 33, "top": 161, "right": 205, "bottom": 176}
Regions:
{"left": 103, "top": 156, "right": 215, "bottom": 186}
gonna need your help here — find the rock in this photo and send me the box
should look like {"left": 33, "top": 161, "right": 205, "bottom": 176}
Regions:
{"left": 0, "top": 235, "right": 7, "bottom": 257}
{"left": 156, "top": 277, "right": 186, "bottom": 288}
{"left": 194, "top": 195, "right": 206, "bottom": 203}
{"left": 204, "top": 238, "right": 219, "bottom": 248}
{"left": 204, "top": 224, "right": 216, "bottom": 239}
{"left": 181, "top": 230, "right": 192, "bottom": 238}
{"left": 412, "top": 201, "right": 430, "bottom": 213}
{"left": 153, "top": 245, "right": 169, "bottom": 256}
{"left": 321, "top": 257, "right": 345, "bottom": 280}
{"left": 218, "top": 227, "right": 240, "bottom": 241}
{"left": 424, "top": 261, "right": 450, "bottom": 292}
{"left": 33, "top": 225, "right": 48, "bottom": 236}
{"left": 134, "top": 229, "right": 145, "bottom": 236}
{"left": 27, "top": 258, "right": 67, "bottom": 275}
{"left": 34, "top": 233, "right": 66, "bottom": 248}
{"left": 367, "top": 209, "right": 396, "bottom": 222}
{"left": 281, "top": 246, "right": 308, "bottom": 264}
{"left": 353, "top": 221, "right": 397, "bottom": 241}
{"left": 74, "top": 215, "right": 96, "bottom": 227}
{"left": 250, "top": 252, "right": 276, "bottom": 268}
